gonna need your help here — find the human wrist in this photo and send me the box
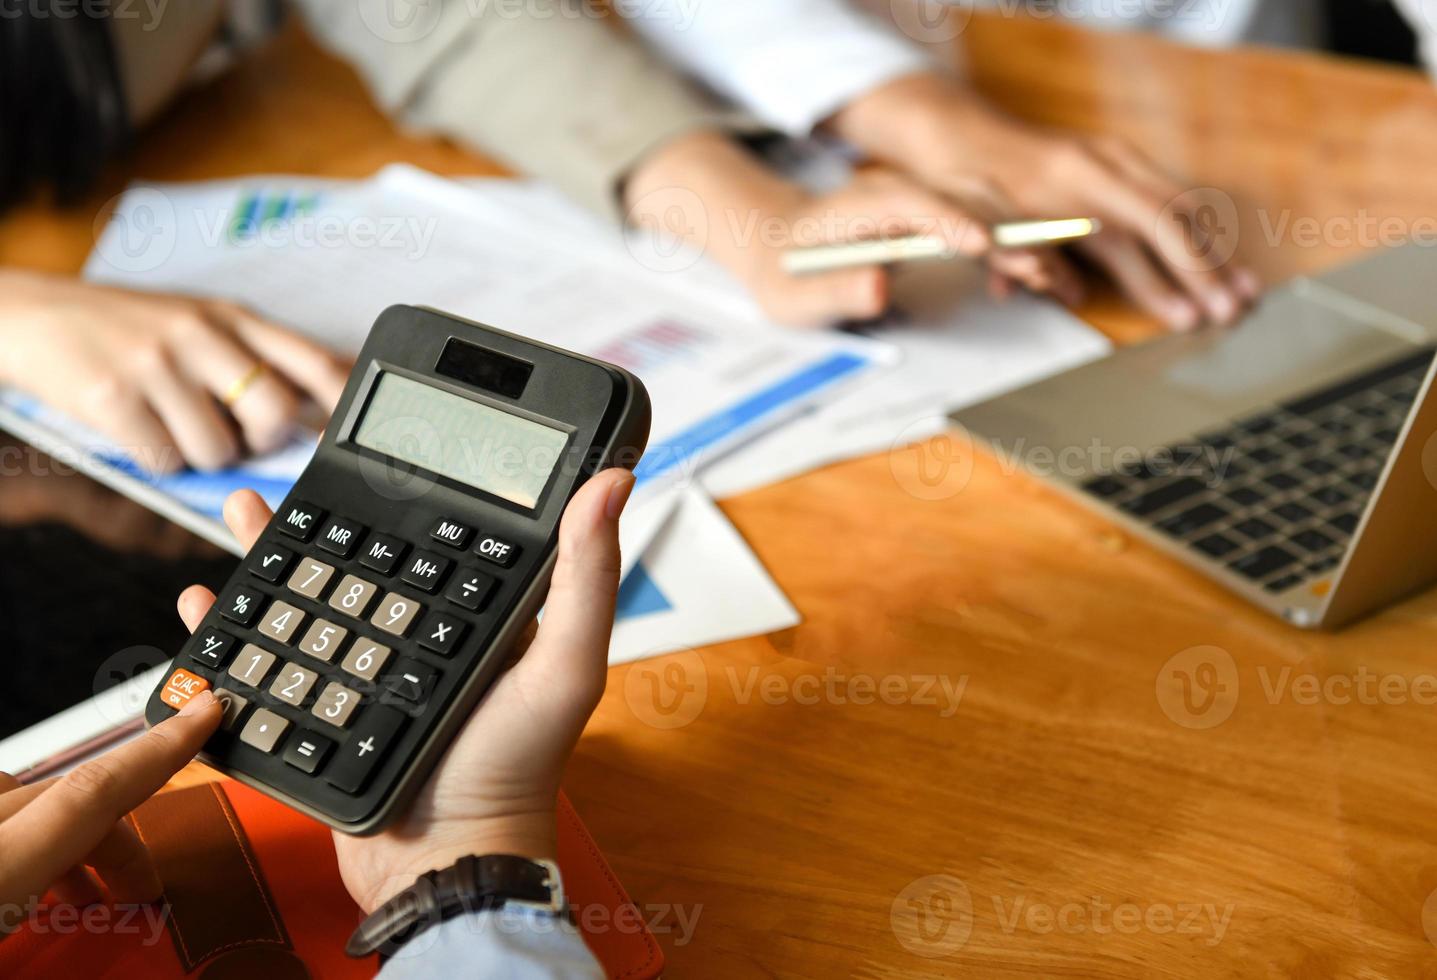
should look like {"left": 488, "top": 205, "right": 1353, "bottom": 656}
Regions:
{"left": 829, "top": 70, "right": 1001, "bottom": 173}
{"left": 624, "top": 128, "right": 808, "bottom": 284}
{"left": 354, "top": 816, "right": 559, "bottom": 916}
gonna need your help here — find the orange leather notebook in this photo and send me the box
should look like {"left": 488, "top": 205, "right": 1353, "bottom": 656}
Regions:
{"left": 0, "top": 779, "right": 663, "bottom": 979}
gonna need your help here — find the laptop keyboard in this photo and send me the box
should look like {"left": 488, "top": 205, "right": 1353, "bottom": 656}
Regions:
{"left": 1079, "top": 346, "right": 1435, "bottom": 594}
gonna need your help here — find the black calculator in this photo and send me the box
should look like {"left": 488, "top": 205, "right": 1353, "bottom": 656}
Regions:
{"left": 146, "top": 306, "right": 650, "bottom": 833}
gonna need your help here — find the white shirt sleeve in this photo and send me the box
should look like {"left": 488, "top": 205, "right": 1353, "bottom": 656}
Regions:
{"left": 1390, "top": 0, "right": 1437, "bottom": 75}
{"left": 616, "top": 0, "right": 935, "bottom": 135}
{"left": 377, "top": 907, "right": 604, "bottom": 980}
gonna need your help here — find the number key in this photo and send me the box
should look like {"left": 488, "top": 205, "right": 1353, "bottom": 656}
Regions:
{"left": 329, "top": 575, "right": 379, "bottom": 618}
{"left": 298, "top": 619, "right": 349, "bottom": 662}
{"left": 342, "top": 639, "right": 393, "bottom": 682}
{"left": 227, "top": 644, "right": 277, "bottom": 688}
{"left": 270, "top": 662, "right": 320, "bottom": 706}
{"left": 288, "top": 558, "right": 336, "bottom": 600}
{"left": 372, "top": 592, "right": 423, "bottom": 638}
{"left": 215, "top": 688, "right": 249, "bottom": 731}
{"left": 312, "top": 682, "right": 362, "bottom": 728}
{"left": 257, "top": 600, "right": 306, "bottom": 645}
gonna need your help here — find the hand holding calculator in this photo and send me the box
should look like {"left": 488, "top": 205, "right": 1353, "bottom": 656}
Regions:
{"left": 146, "top": 307, "right": 650, "bottom": 834}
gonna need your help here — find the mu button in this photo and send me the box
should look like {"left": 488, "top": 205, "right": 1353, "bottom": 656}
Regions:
{"left": 429, "top": 517, "right": 474, "bottom": 549}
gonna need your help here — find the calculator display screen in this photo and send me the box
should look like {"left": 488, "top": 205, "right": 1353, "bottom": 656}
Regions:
{"left": 353, "top": 372, "right": 568, "bottom": 508}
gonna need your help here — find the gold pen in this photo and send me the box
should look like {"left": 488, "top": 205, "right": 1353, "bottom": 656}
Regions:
{"left": 781, "top": 217, "right": 1102, "bottom": 276}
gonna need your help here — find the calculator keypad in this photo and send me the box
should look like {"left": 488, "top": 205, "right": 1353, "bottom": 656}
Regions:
{"left": 169, "top": 507, "right": 530, "bottom": 810}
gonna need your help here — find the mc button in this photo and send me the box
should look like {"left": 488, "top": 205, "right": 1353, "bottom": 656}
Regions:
{"left": 277, "top": 501, "right": 325, "bottom": 542}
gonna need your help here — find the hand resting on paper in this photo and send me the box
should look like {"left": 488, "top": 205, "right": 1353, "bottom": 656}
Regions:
{"left": 0, "top": 269, "right": 352, "bottom": 475}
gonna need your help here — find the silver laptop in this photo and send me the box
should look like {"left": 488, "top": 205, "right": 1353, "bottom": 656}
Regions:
{"left": 950, "top": 245, "right": 1437, "bottom": 629}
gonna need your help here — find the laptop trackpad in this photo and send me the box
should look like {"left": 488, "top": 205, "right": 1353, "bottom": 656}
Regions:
{"left": 1165, "top": 286, "right": 1418, "bottom": 403}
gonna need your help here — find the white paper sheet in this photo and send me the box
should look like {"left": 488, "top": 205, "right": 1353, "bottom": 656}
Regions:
{"left": 610, "top": 488, "right": 799, "bottom": 663}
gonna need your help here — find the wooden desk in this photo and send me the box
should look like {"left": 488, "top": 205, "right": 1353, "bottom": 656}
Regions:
{"left": 6, "top": 13, "right": 1437, "bottom": 977}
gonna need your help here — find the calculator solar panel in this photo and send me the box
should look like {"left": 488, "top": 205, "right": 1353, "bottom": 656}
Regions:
{"left": 145, "top": 307, "right": 650, "bottom": 833}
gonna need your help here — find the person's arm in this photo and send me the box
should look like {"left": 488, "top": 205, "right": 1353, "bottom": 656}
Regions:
{"left": 290, "top": 0, "right": 1073, "bottom": 325}
{"left": 617, "top": 0, "right": 1262, "bottom": 330}
{"left": 291, "top": 0, "right": 761, "bottom": 221}
{"left": 617, "top": 0, "right": 936, "bottom": 137}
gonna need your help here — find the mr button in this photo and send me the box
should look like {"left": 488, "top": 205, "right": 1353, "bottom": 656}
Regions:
{"left": 161, "top": 668, "right": 211, "bottom": 710}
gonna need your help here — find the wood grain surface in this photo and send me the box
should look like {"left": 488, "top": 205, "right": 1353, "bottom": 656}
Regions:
{"left": 5, "top": 12, "right": 1437, "bottom": 977}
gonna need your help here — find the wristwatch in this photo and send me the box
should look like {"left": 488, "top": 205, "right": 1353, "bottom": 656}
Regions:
{"left": 346, "top": 855, "right": 568, "bottom": 958}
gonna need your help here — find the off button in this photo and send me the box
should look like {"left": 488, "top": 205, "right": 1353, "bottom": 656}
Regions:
{"left": 475, "top": 534, "right": 520, "bottom": 568}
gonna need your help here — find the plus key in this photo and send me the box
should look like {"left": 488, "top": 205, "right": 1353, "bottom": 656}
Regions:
{"left": 324, "top": 706, "right": 407, "bottom": 795}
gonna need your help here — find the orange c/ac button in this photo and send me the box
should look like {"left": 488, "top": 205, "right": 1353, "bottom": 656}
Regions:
{"left": 161, "top": 668, "right": 211, "bottom": 710}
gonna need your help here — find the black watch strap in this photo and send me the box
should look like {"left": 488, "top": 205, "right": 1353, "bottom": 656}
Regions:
{"left": 346, "top": 855, "right": 566, "bottom": 959}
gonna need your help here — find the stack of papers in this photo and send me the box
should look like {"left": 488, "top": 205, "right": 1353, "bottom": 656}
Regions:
{"left": 0, "top": 164, "right": 1111, "bottom": 662}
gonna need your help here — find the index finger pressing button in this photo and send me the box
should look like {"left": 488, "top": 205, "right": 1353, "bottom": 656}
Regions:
{"left": 160, "top": 668, "right": 210, "bottom": 711}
